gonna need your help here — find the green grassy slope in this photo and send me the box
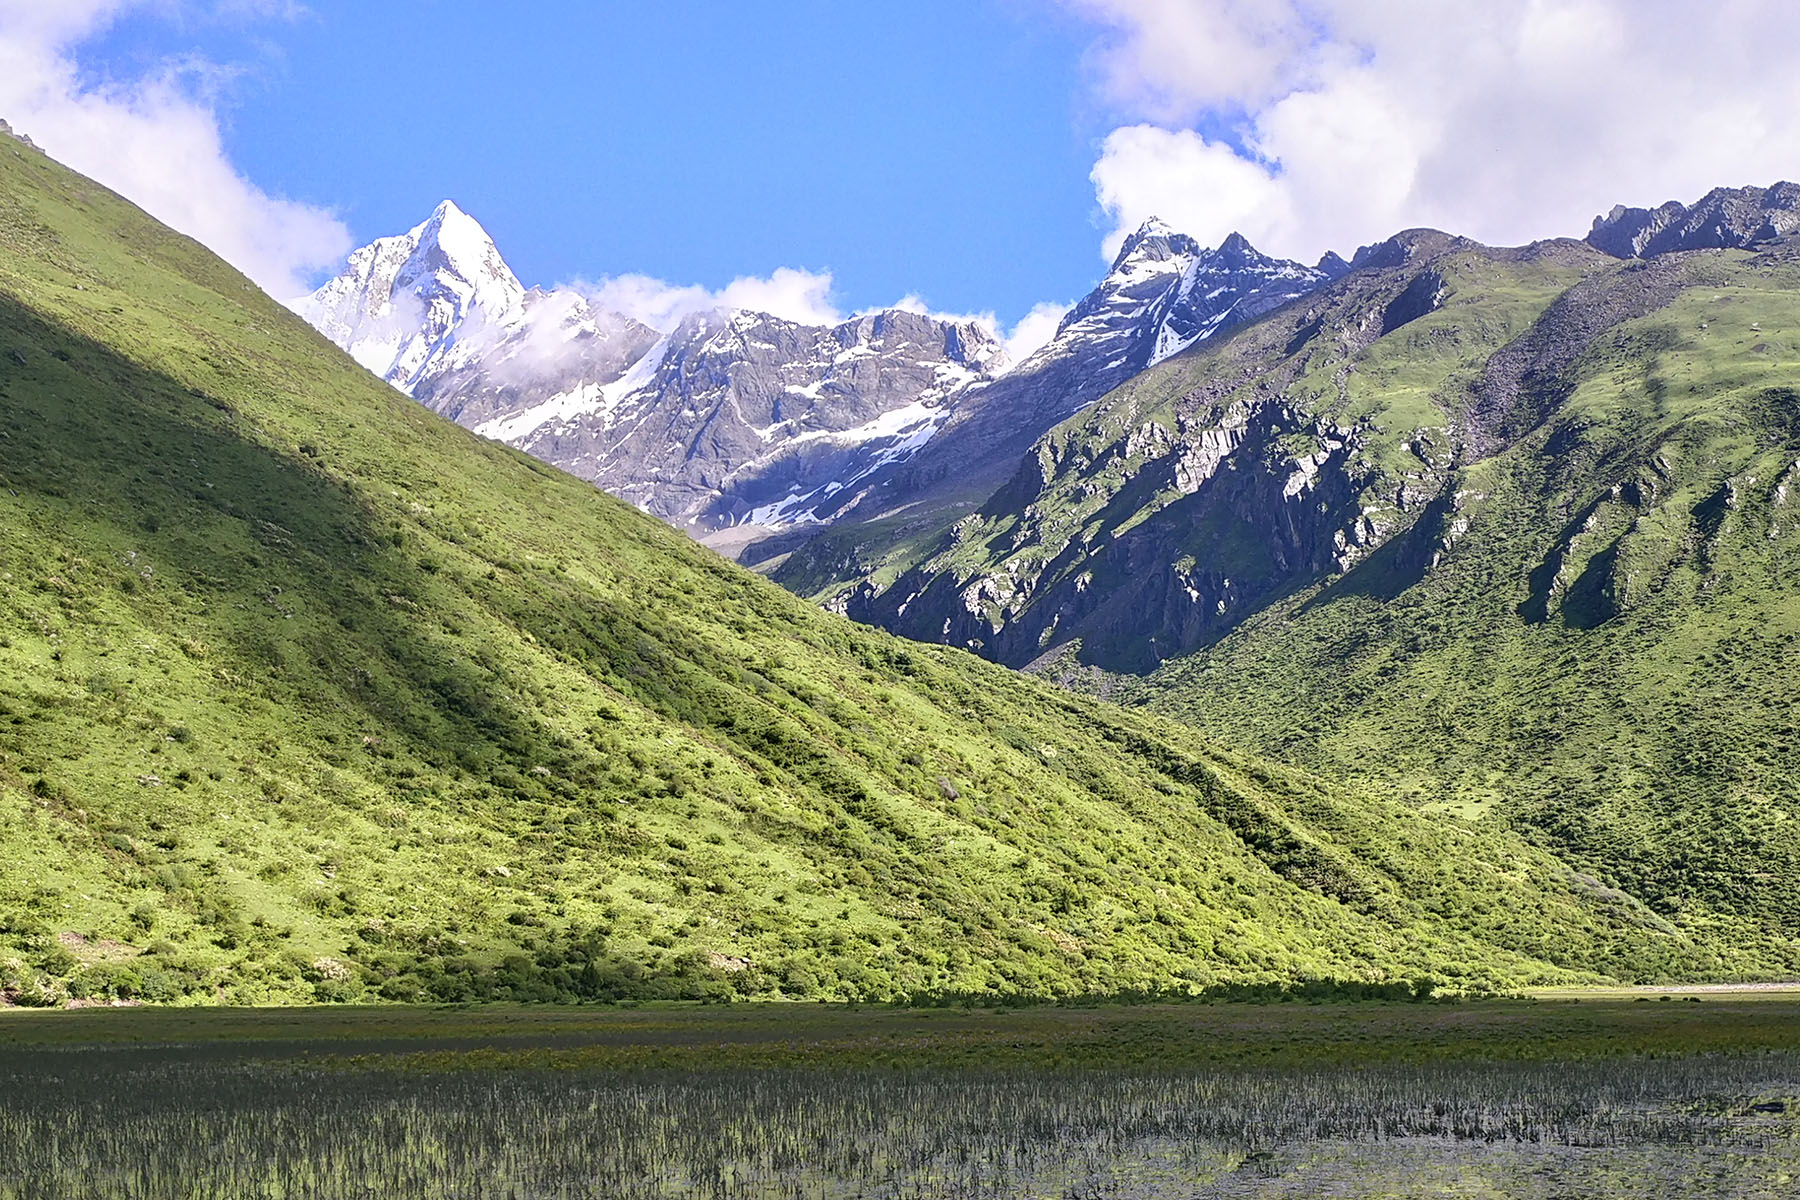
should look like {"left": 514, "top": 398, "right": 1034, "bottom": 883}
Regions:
{"left": 1138, "top": 247, "right": 1800, "bottom": 948}
{"left": 777, "top": 228, "right": 1800, "bottom": 976}
{"left": 0, "top": 143, "right": 1780, "bottom": 1008}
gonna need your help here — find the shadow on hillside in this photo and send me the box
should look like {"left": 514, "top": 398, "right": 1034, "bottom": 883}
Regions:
{"left": 0, "top": 291, "right": 588, "bottom": 791}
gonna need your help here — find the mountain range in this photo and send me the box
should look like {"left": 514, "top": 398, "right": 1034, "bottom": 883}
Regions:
{"left": 780, "top": 181, "right": 1800, "bottom": 949}
{"left": 4, "top": 118, "right": 1800, "bottom": 1007}
{"left": 297, "top": 203, "right": 1339, "bottom": 550}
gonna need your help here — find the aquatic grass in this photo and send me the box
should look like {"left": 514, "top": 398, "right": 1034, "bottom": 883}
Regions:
{"left": 2, "top": 1051, "right": 1797, "bottom": 1199}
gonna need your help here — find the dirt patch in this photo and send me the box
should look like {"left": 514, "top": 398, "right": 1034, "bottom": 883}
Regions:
{"left": 57, "top": 931, "right": 140, "bottom": 963}
{"left": 1029, "top": 924, "right": 1086, "bottom": 957}
{"left": 63, "top": 998, "right": 144, "bottom": 1009}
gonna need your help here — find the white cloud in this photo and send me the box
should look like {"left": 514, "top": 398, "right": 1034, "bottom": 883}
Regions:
{"left": 878, "top": 294, "right": 1073, "bottom": 369}
{"left": 0, "top": 0, "right": 351, "bottom": 298}
{"left": 577, "top": 272, "right": 1070, "bottom": 369}
{"left": 884, "top": 293, "right": 983, "bottom": 322}
{"left": 1064, "top": 0, "right": 1318, "bottom": 119}
{"left": 575, "top": 267, "right": 843, "bottom": 332}
{"left": 1001, "top": 301, "right": 1073, "bottom": 365}
{"left": 880, "top": 294, "right": 1003, "bottom": 343}
{"left": 1072, "top": 0, "right": 1800, "bottom": 264}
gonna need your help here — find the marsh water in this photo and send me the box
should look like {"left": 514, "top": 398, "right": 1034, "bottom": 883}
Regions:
{"left": 2, "top": 1047, "right": 1798, "bottom": 1198}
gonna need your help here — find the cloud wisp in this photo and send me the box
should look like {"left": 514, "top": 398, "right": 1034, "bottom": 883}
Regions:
{"left": 883, "top": 295, "right": 1072, "bottom": 365}
{"left": 0, "top": 0, "right": 350, "bottom": 298}
{"left": 1067, "top": 0, "right": 1800, "bottom": 263}
{"left": 574, "top": 267, "right": 844, "bottom": 333}
{"left": 575, "top": 269, "right": 1069, "bottom": 369}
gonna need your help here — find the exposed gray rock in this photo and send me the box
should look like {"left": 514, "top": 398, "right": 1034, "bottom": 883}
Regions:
{"left": 415, "top": 293, "right": 658, "bottom": 429}
{"left": 0, "top": 119, "right": 39, "bottom": 150}
{"left": 304, "top": 207, "right": 1337, "bottom": 551}
{"left": 498, "top": 306, "right": 1006, "bottom": 533}
{"left": 1586, "top": 182, "right": 1800, "bottom": 258}
{"left": 811, "top": 222, "right": 1337, "bottom": 532}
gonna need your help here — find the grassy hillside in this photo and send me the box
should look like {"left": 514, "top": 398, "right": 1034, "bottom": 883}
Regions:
{"left": 1136, "top": 243, "right": 1800, "bottom": 946}
{"left": 796, "top": 214, "right": 1800, "bottom": 963}
{"left": 0, "top": 142, "right": 1785, "bottom": 1007}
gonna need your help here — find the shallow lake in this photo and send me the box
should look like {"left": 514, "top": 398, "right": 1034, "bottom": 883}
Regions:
{"left": 3, "top": 1047, "right": 1797, "bottom": 1197}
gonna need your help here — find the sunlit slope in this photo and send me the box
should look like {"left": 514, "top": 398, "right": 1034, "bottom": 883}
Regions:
{"left": 1138, "top": 249, "right": 1800, "bottom": 946}
{"left": 781, "top": 216, "right": 1800, "bottom": 973}
{"left": 0, "top": 142, "right": 1781, "bottom": 1005}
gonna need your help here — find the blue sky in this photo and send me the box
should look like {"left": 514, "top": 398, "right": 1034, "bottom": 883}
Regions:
{"left": 76, "top": 1, "right": 1115, "bottom": 323}
{"left": 6, "top": 1, "right": 1796, "bottom": 342}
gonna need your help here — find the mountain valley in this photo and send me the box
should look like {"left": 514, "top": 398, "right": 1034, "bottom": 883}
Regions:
{"left": 2, "top": 127, "right": 1799, "bottom": 1007}
{"left": 776, "top": 184, "right": 1800, "bottom": 954}
{"left": 298, "top": 201, "right": 1341, "bottom": 549}
{"left": 8, "top": 137, "right": 1768, "bottom": 1007}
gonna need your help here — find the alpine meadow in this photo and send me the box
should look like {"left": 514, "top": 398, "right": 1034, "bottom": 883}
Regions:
{"left": 6, "top": 137, "right": 1758, "bottom": 1009}
{"left": 10, "top": 3, "right": 1800, "bottom": 1193}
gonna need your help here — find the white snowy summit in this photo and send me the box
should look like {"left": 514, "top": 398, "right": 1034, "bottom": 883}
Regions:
{"left": 295, "top": 201, "right": 657, "bottom": 430}
{"left": 1046, "top": 218, "right": 1343, "bottom": 377}
{"left": 298, "top": 206, "right": 1339, "bottom": 553}
{"left": 297, "top": 203, "right": 1013, "bottom": 536}
{"left": 823, "top": 220, "right": 1342, "bottom": 530}
{"left": 297, "top": 200, "right": 527, "bottom": 389}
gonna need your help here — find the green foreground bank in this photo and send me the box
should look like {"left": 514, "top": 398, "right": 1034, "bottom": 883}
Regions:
{"left": 6, "top": 995, "right": 1800, "bottom": 1071}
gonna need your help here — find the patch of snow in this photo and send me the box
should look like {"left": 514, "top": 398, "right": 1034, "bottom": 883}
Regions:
{"left": 477, "top": 330, "right": 672, "bottom": 442}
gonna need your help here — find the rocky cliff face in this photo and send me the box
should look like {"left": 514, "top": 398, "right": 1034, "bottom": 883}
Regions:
{"left": 302, "top": 207, "right": 1334, "bottom": 548}
{"left": 822, "top": 231, "right": 1521, "bottom": 669}
{"left": 484, "top": 306, "right": 1006, "bottom": 532}
{"left": 891, "top": 222, "right": 1339, "bottom": 493}
{"left": 0, "top": 119, "right": 39, "bottom": 150}
{"left": 759, "top": 222, "right": 1340, "bottom": 588}
{"left": 1586, "top": 181, "right": 1800, "bottom": 259}
{"left": 1058, "top": 221, "right": 1345, "bottom": 372}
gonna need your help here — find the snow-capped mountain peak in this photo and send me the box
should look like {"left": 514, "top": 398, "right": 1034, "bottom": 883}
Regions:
{"left": 1108, "top": 216, "right": 1196, "bottom": 269}
{"left": 295, "top": 199, "right": 527, "bottom": 393}
{"left": 1206, "top": 231, "right": 1269, "bottom": 269}
{"left": 299, "top": 205, "right": 1018, "bottom": 536}
{"left": 1038, "top": 223, "right": 1333, "bottom": 376}
{"left": 486, "top": 304, "right": 1010, "bottom": 532}
{"left": 300, "top": 205, "right": 1340, "bottom": 550}
{"left": 400, "top": 200, "right": 523, "bottom": 319}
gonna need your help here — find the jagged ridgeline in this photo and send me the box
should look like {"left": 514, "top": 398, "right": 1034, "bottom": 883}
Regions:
{"left": 802, "top": 189, "right": 1800, "bottom": 957}
{"left": 0, "top": 140, "right": 1790, "bottom": 1009}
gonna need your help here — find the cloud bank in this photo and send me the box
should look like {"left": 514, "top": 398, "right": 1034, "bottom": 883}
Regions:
{"left": 995, "top": 301, "right": 1071, "bottom": 364}
{"left": 577, "top": 270, "right": 1069, "bottom": 368}
{"left": 1069, "top": 0, "right": 1800, "bottom": 263}
{"left": 576, "top": 267, "right": 844, "bottom": 333}
{"left": 0, "top": 0, "right": 350, "bottom": 297}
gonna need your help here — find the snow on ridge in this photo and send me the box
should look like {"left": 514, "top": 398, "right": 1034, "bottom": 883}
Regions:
{"left": 297, "top": 197, "right": 537, "bottom": 396}
{"left": 474, "top": 381, "right": 604, "bottom": 443}
{"left": 305, "top": 202, "right": 1340, "bottom": 538}
{"left": 475, "top": 329, "right": 674, "bottom": 443}
{"left": 780, "top": 396, "right": 948, "bottom": 453}
{"left": 726, "top": 398, "right": 953, "bottom": 528}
